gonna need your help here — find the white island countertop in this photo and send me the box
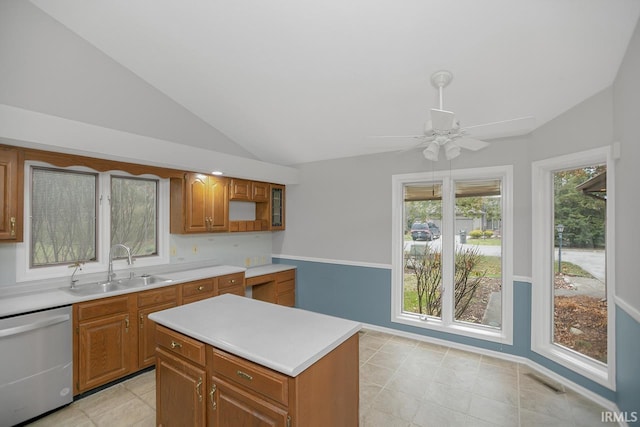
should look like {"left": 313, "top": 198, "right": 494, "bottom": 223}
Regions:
{"left": 149, "top": 294, "right": 361, "bottom": 377}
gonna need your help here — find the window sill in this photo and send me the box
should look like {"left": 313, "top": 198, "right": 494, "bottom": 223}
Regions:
{"left": 393, "top": 312, "right": 512, "bottom": 345}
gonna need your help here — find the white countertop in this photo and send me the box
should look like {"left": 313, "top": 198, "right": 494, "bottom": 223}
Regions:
{"left": 149, "top": 294, "right": 361, "bottom": 377}
{"left": 0, "top": 264, "right": 295, "bottom": 318}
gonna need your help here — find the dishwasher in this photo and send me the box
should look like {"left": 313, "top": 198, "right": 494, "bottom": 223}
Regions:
{"left": 0, "top": 305, "right": 73, "bottom": 427}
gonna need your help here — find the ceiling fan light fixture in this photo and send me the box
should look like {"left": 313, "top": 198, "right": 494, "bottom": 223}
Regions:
{"left": 423, "top": 142, "right": 439, "bottom": 161}
{"left": 444, "top": 143, "right": 461, "bottom": 160}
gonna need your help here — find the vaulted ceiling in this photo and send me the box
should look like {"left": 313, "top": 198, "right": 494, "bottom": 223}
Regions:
{"left": 30, "top": 0, "right": 640, "bottom": 166}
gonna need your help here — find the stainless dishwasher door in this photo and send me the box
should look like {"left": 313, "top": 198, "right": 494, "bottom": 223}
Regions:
{"left": 0, "top": 305, "right": 73, "bottom": 427}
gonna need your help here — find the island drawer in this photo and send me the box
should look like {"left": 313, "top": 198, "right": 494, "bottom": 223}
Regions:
{"left": 210, "top": 348, "right": 289, "bottom": 406}
{"left": 156, "top": 324, "right": 206, "bottom": 366}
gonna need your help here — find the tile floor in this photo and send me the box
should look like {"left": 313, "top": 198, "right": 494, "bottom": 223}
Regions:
{"left": 29, "top": 329, "right": 611, "bottom": 427}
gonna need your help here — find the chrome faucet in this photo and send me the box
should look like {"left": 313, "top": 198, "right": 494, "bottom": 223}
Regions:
{"left": 107, "top": 244, "right": 133, "bottom": 282}
{"left": 69, "top": 261, "right": 84, "bottom": 289}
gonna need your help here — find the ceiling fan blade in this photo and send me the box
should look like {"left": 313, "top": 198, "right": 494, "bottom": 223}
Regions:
{"left": 455, "top": 137, "right": 490, "bottom": 151}
{"left": 464, "top": 116, "right": 535, "bottom": 140}
{"left": 367, "top": 135, "right": 423, "bottom": 139}
{"left": 430, "top": 109, "right": 455, "bottom": 131}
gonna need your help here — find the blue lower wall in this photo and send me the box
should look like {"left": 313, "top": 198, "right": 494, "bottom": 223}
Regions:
{"left": 274, "top": 257, "right": 639, "bottom": 410}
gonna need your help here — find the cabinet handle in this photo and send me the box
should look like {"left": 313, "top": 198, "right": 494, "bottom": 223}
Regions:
{"left": 196, "top": 377, "right": 203, "bottom": 402}
{"left": 209, "top": 384, "right": 217, "bottom": 410}
{"left": 139, "top": 314, "right": 144, "bottom": 329}
{"left": 198, "top": 285, "right": 205, "bottom": 291}
{"left": 236, "top": 370, "right": 253, "bottom": 381}
{"left": 125, "top": 317, "right": 129, "bottom": 332}
{"left": 10, "top": 217, "right": 16, "bottom": 237}
{"left": 170, "top": 341, "right": 182, "bottom": 349}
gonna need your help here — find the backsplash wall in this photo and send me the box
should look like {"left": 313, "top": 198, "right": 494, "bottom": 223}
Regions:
{"left": 0, "top": 232, "right": 272, "bottom": 290}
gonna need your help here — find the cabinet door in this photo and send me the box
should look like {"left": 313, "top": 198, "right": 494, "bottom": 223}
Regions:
{"left": 251, "top": 181, "right": 270, "bottom": 202}
{"left": 138, "top": 301, "right": 177, "bottom": 368}
{"left": 157, "top": 349, "right": 207, "bottom": 427}
{"left": 209, "top": 376, "right": 289, "bottom": 427}
{"left": 270, "top": 185, "right": 285, "bottom": 230}
{"left": 185, "top": 173, "right": 210, "bottom": 233}
{"left": 0, "top": 148, "right": 21, "bottom": 241}
{"left": 207, "top": 176, "right": 229, "bottom": 231}
{"left": 229, "top": 179, "right": 251, "bottom": 201}
{"left": 77, "top": 313, "right": 131, "bottom": 392}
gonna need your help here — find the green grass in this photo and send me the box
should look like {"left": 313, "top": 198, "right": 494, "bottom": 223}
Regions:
{"left": 466, "top": 238, "right": 501, "bottom": 246}
{"left": 554, "top": 261, "right": 594, "bottom": 278}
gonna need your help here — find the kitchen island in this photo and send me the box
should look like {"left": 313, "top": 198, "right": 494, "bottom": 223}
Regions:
{"left": 149, "top": 294, "right": 361, "bottom": 426}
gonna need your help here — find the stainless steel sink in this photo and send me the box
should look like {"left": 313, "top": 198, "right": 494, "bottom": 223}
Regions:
{"left": 65, "top": 275, "right": 172, "bottom": 296}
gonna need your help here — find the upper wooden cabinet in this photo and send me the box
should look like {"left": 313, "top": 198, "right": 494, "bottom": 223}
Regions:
{"left": 229, "top": 179, "right": 269, "bottom": 203}
{"left": 0, "top": 147, "right": 23, "bottom": 242}
{"left": 171, "top": 173, "right": 229, "bottom": 233}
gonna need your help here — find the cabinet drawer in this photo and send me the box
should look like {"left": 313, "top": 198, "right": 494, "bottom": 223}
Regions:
{"left": 211, "top": 348, "right": 289, "bottom": 406}
{"left": 276, "top": 269, "right": 295, "bottom": 283}
{"left": 76, "top": 295, "right": 129, "bottom": 322}
{"left": 182, "top": 279, "right": 214, "bottom": 297}
{"left": 217, "top": 272, "right": 244, "bottom": 291}
{"left": 137, "top": 286, "right": 177, "bottom": 308}
{"left": 156, "top": 324, "right": 206, "bottom": 366}
{"left": 276, "top": 280, "right": 294, "bottom": 294}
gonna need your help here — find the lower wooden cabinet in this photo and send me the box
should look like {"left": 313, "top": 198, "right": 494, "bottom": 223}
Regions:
{"left": 249, "top": 269, "right": 295, "bottom": 307}
{"left": 73, "top": 271, "right": 246, "bottom": 395}
{"left": 74, "top": 295, "right": 132, "bottom": 394}
{"left": 156, "top": 348, "right": 207, "bottom": 427}
{"left": 210, "top": 376, "right": 289, "bottom": 427}
{"left": 137, "top": 287, "right": 179, "bottom": 369}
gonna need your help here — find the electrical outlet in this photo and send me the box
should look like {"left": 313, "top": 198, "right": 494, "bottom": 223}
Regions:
{"left": 170, "top": 246, "right": 177, "bottom": 256}
{"left": 192, "top": 245, "right": 198, "bottom": 254}
{"left": 245, "top": 257, "right": 251, "bottom": 267}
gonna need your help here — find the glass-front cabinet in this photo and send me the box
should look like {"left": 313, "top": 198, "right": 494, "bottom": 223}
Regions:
{"left": 270, "top": 184, "right": 285, "bottom": 230}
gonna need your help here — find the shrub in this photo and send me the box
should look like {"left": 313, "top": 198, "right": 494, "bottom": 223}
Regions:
{"left": 469, "top": 229, "right": 483, "bottom": 239}
{"left": 483, "top": 230, "right": 494, "bottom": 238}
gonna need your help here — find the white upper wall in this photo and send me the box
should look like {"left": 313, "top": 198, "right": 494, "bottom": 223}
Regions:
{"left": 0, "top": 0, "right": 298, "bottom": 183}
{"left": 613, "top": 19, "right": 640, "bottom": 311}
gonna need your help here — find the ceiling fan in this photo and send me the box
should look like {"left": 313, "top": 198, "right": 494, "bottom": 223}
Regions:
{"left": 373, "top": 70, "right": 535, "bottom": 161}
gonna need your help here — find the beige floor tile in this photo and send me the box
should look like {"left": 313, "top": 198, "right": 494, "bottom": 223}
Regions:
{"left": 519, "top": 387, "right": 573, "bottom": 421}
{"left": 74, "top": 384, "right": 138, "bottom": 419}
{"left": 423, "top": 381, "right": 473, "bottom": 414}
{"left": 433, "top": 365, "right": 478, "bottom": 392}
{"left": 361, "top": 406, "right": 412, "bottom": 427}
{"left": 28, "top": 405, "right": 95, "bottom": 427}
{"left": 139, "top": 388, "right": 156, "bottom": 410}
{"left": 472, "top": 375, "right": 519, "bottom": 408}
{"left": 367, "top": 348, "right": 409, "bottom": 370}
{"left": 360, "top": 334, "right": 390, "bottom": 351}
{"left": 360, "top": 361, "right": 396, "bottom": 387}
{"left": 468, "top": 394, "right": 519, "bottom": 426}
{"left": 91, "top": 397, "right": 155, "bottom": 427}
{"left": 123, "top": 370, "right": 156, "bottom": 396}
{"left": 412, "top": 400, "right": 468, "bottom": 427}
{"left": 373, "top": 388, "right": 421, "bottom": 422}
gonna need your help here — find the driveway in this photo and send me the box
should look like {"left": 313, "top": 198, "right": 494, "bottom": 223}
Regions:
{"left": 405, "top": 238, "right": 605, "bottom": 282}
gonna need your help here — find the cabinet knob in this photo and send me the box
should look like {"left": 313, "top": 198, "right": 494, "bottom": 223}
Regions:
{"left": 198, "top": 285, "right": 205, "bottom": 291}
{"left": 170, "top": 341, "right": 182, "bottom": 349}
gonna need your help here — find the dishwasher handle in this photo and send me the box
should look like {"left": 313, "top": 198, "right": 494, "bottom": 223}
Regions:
{"left": 0, "top": 313, "right": 71, "bottom": 338}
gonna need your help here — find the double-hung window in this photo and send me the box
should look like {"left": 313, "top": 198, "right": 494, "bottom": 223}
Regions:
{"left": 391, "top": 166, "right": 513, "bottom": 344}
{"left": 17, "top": 162, "right": 169, "bottom": 281}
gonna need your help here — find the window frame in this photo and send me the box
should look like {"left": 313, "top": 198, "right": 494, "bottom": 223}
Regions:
{"left": 531, "top": 146, "right": 616, "bottom": 390}
{"left": 16, "top": 161, "right": 170, "bottom": 282}
{"left": 391, "top": 165, "right": 513, "bottom": 344}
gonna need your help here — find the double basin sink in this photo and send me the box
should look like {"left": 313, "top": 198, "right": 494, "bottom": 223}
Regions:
{"left": 66, "top": 275, "right": 173, "bottom": 296}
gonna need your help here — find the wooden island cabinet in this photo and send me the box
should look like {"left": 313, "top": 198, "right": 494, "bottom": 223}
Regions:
{"left": 150, "top": 294, "right": 360, "bottom": 427}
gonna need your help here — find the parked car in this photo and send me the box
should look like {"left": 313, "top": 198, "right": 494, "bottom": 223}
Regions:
{"left": 427, "top": 222, "right": 441, "bottom": 239}
{"left": 410, "top": 222, "right": 433, "bottom": 241}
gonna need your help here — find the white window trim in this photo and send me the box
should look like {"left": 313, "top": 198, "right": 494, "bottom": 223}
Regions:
{"left": 391, "top": 165, "right": 514, "bottom": 345}
{"left": 531, "top": 146, "right": 616, "bottom": 390}
{"left": 16, "top": 161, "right": 170, "bottom": 282}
